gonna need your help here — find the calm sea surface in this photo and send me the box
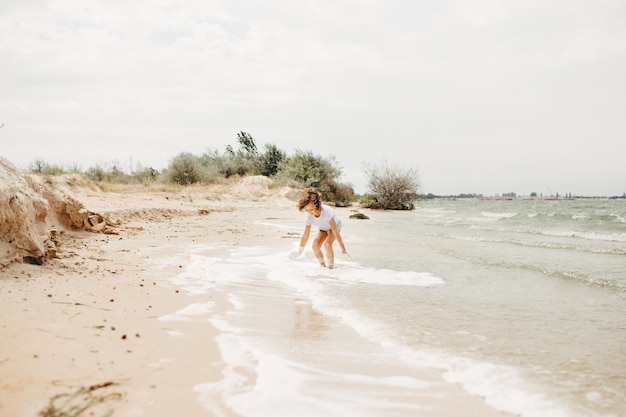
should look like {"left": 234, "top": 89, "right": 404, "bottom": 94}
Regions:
{"left": 167, "top": 198, "right": 626, "bottom": 417}
{"left": 344, "top": 198, "right": 626, "bottom": 416}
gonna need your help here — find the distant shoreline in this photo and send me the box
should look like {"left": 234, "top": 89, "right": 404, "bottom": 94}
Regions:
{"left": 420, "top": 194, "right": 626, "bottom": 201}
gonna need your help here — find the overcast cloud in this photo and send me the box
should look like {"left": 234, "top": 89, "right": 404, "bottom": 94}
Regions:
{"left": 1, "top": 0, "right": 625, "bottom": 195}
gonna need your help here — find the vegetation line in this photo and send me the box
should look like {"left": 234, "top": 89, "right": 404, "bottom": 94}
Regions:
{"left": 26, "top": 131, "right": 423, "bottom": 210}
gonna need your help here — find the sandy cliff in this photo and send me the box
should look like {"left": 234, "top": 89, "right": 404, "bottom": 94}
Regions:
{"left": 0, "top": 157, "right": 297, "bottom": 267}
{"left": 0, "top": 157, "right": 107, "bottom": 266}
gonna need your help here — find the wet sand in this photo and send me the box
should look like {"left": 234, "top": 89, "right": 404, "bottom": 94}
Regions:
{"left": 0, "top": 182, "right": 513, "bottom": 417}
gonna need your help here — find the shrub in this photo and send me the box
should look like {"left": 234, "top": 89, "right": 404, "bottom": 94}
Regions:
{"left": 166, "top": 152, "right": 206, "bottom": 185}
{"left": 200, "top": 148, "right": 252, "bottom": 178}
{"left": 361, "top": 160, "right": 421, "bottom": 210}
{"left": 85, "top": 165, "right": 106, "bottom": 182}
{"left": 325, "top": 181, "right": 355, "bottom": 207}
{"left": 132, "top": 166, "right": 160, "bottom": 185}
{"left": 104, "top": 165, "right": 129, "bottom": 183}
{"left": 257, "top": 143, "right": 287, "bottom": 177}
{"left": 28, "top": 159, "right": 67, "bottom": 176}
{"left": 275, "top": 149, "right": 342, "bottom": 195}
{"left": 202, "top": 132, "right": 276, "bottom": 178}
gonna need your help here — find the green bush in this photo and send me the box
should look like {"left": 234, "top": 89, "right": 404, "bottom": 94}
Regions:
{"left": 132, "top": 166, "right": 160, "bottom": 185}
{"left": 272, "top": 149, "right": 355, "bottom": 203}
{"left": 104, "top": 165, "right": 128, "bottom": 183}
{"left": 166, "top": 152, "right": 208, "bottom": 185}
{"left": 274, "top": 150, "right": 342, "bottom": 194}
{"left": 325, "top": 181, "right": 355, "bottom": 206}
{"left": 200, "top": 148, "right": 251, "bottom": 178}
{"left": 85, "top": 165, "right": 106, "bottom": 182}
{"left": 200, "top": 132, "right": 284, "bottom": 178}
{"left": 257, "top": 143, "right": 286, "bottom": 177}
{"left": 88, "top": 164, "right": 128, "bottom": 183}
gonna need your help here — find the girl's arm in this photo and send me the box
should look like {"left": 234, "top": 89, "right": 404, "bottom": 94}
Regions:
{"left": 299, "top": 225, "right": 311, "bottom": 248}
{"left": 289, "top": 225, "right": 311, "bottom": 259}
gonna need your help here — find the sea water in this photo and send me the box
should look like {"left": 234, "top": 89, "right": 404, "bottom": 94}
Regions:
{"left": 163, "top": 199, "right": 626, "bottom": 417}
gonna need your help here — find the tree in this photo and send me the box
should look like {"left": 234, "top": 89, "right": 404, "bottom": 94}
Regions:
{"left": 275, "top": 149, "right": 342, "bottom": 195}
{"left": 28, "top": 159, "right": 66, "bottom": 176}
{"left": 28, "top": 158, "right": 47, "bottom": 174}
{"left": 237, "top": 131, "right": 258, "bottom": 157}
{"left": 215, "top": 131, "right": 260, "bottom": 177}
{"left": 361, "top": 160, "right": 421, "bottom": 210}
{"left": 257, "top": 143, "right": 286, "bottom": 177}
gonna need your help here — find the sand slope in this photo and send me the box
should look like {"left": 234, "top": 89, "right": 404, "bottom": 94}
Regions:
{"left": 0, "top": 159, "right": 299, "bottom": 417}
{"left": 0, "top": 156, "right": 296, "bottom": 268}
{"left": 0, "top": 157, "right": 110, "bottom": 266}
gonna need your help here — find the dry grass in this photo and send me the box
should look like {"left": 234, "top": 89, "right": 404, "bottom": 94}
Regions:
{"left": 97, "top": 176, "right": 237, "bottom": 195}
{"left": 38, "top": 382, "right": 124, "bottom": 417}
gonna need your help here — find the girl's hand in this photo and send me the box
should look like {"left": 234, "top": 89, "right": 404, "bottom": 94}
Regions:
{"left": 289, "top": 247, "right": 304, "bottom": 260}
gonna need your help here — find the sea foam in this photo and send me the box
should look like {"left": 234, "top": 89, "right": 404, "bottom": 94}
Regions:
{"left": 168, "top": 244, "right": 574, "bottom": 417}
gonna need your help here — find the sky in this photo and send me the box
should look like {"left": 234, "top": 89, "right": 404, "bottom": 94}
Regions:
{"left": 1, "top": 0, "right": 625, "bottom": 196}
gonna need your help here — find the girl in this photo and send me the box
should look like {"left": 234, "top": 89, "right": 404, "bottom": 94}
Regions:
{"left": 289, "top": 188, "right": 348, "bottom": 269}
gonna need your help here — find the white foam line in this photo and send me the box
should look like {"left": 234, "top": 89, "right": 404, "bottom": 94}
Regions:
{"left": 443, "top": 358, "right": 569, "bottom": 417}
{"left": 158, "top": 314, "right": 191, "bottom": 322}
{"left": 171, "top": 244, "right": 573, "bottom": 417}
{"left": 175, "top": 301, "right": 216, "bottom": 316}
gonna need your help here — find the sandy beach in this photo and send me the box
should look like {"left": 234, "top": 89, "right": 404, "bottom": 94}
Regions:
{"left": 0, "top": 167, "right": 297, "bottom": 417}
{"left": 1, "top": 160, "right": 516, "bottom": 417}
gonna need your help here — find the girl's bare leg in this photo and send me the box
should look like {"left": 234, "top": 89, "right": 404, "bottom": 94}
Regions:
{"left": 324, "top": 231, "right": 336, "bottom": 269}
{"left": 313, "top": 231, "right": 328, "bottom": 267}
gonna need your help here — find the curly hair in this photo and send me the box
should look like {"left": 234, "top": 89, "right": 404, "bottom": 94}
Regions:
{"left": 297, "top": 188, "right": 322, "bottom": 211}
